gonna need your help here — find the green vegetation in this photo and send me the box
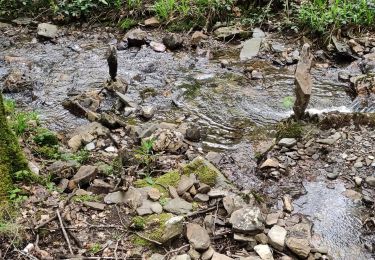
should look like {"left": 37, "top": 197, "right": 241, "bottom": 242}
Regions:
{"left": 134, "top": 170, "right": 180, "bottom": 197}
{"left": 73, "top": 194, "right": 100, "bottom": 203}
{"left": 276, "top": 120, "right": 303, "bottom": 140}
{"left": 134, "top": 138, "right": 157, "bottom": 177}
{"left": 119, "top": 18, "right": 138, "bottom": 30}
{"left": 281, "top": 96, "right": 294, "bottom": 109}
{"left": 181, "top": 157, "right": 218, "bottom": 186}
{"left": 299, "top": 0, "right": 375, "bottom": 33}
{"left": 131, "top": 216, "right": 146, "bottom": 230}
{"left": 60, "top": 149, "right": 90, "bottom": 164}
{"left": 89, "top": 243, "right": 102, "bottom": 254}
{"left": 33, "top": 128, "right": 59, "bottom": 146}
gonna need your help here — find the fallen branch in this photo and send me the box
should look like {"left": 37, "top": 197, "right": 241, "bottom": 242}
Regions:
{"left": 56, "top": 209, "right": 74, "bottom": 255}
{"left": 163, "top": 244, "right": 190, "bottom": 260}
{"left": 62, "top": 217, "right": 83, "bottom": 248}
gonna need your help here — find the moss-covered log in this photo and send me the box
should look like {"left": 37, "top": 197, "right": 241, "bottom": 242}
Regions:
{"left": 0, "top": 94, "right": 27, "bottom": 201}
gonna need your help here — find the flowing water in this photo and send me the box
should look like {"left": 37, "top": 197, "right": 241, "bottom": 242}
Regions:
{"left": 1, "top": 31, "right": 373, "bottom": 259}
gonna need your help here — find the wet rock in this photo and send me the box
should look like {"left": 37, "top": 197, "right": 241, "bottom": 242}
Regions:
{"left": 140, "top": 106, "right": 155, "bottom": 119}
{"left": 293, "top": 43, "right": 313, "bottom": 119}
{"left": 177, "top": 174, "right": 196, "bottom": 195}
{"left": 365, "top": 176, "right": 375, "bottom": 186}
{"left": 150, "top": 41, "right": 166, "bottom": 52}
{"left": 185, "top": 127, "right": 201, "bottom": 142}
{"left": 144, "top": 17, "right": 160, "bottom": 27}
{"left": 286, "top": 237, "right": 310, "bottom": 258}
{"left": 278, "top": 138, "right": 297, "bottom": 148}
{"left": 69, "top": 165, "right": 97, "bottom": 188}
{"left": 240, "top": 38, "right": 262, "bottom": 61}
{"left": 211, "top": 252, "right": 234, "bottom": 260}
{"left": 186, "top": 223, "right": 210, "bottom": 251}
{"left": 201, "top": 247, "right": 214, "bottom": 260}
{"left": 163, "top": 33, "right": 183, "bottom": 50}
{"left": 83, "top": 201, "right": 106, "bottom": 211}
{"left": 214, "top": 26, "right": 248, "bottom": 40}
{"left": 268, "top": 225, "right": 287, "bottom": 251}
{"left": 164, "top": 198, "right": 192, "bottom": 214}
{"left": 125, "top": 28, "right": 147, "bottom": 47}
{"left": 229, "top": 206, "right": 264, "bottom": 234}
{"left": 282, "top": 195, "right": 294, "bottom": 213}
{"left": 260, "top": 158, "right": 279, "bottom": 169}
{"left": 191, "top": 31, "right": 208, "bottom": 46}
{"left": 37, "top": 23, "right": 58, "bottom": 39}
{"left": 254, "top": 245, "right": 274, "bottom": 260}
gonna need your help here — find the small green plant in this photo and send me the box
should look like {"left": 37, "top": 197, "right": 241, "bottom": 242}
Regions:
{"left": 10, "top": 111, "right": 39, "bottom": 136}
{"left": 8, "top": 188, "right": 27, "bottom": 204}
{"left": 119, "top": 18, "right": 137, "bottom": 30}
{"left": 33, "top": 145, "right": 60, "bottom": 159}
{"left": 89, "top": 243, "right": 102, "bottom": 254}
{"left": 281, "top": 96, "right": 295, "bottom": 109}
{"left": 12, "top": 170, "right": 39, "bottom": 183}
{"left": 33, "top": 128, "right": 59, "bottom": 146}
{"left": 73, "top": 194, "right": 100, "bottom": 203}
{"left": 131, "top": 216, "right": 146, "bottom": 230}
{"left": 276, "top": 121, "right": 303, "bottom": 140}
{"left": 3, "top": 98, "right": 15, "bottom": 114}
{"left": 159, "top": 197, "right": 168, "bottom": 206}
{"left": 154, "top": 0, "right": 176, "bottom": 20}
{"left": 134, "top": 138, "right": 156, "bottom": 176}
{"left": 127, "top": 0, "right": 142, "bottom": 8}
{"left": 61, "top": 150, "right": 90, "bottom": 164}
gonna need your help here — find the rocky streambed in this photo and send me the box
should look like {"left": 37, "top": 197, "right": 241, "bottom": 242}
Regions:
{"left": 0, "top": 21, "right": 374, "bottom": 260}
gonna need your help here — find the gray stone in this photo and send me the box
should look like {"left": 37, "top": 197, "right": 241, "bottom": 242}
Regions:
{"left": 163, "top": 33, "right": 183, "bottom": 50}
{"left": 83, "top": 201, "right": 106, "bottom": 210}
{"left": 286, "top": 237, "right": 310, "bottom": 258}
{"left": 252, "top": 28, "right": 265, "bottom": 38}
{"left": 161, "top": 215, "right": 184, "bottom": 243}
{"left": 240, "top": 38, "right": 262, "bottom": 61}
{"left": 327, "top": 172, "right": 339, "bottom": 180}
{"left": 136, "top": 200, "right": 154, "bottom": 215}
{"left": 169, "top": 186, "right": 179, "bottom": 198}
{"left": 233, "top": 233, "right": 256, "bottom": 242}
{"left": 255, "top": 233, "right": 268, "bottom": 244}
{"left": 260, "top": 158, "right": 279, "bottom": 169}
{"left": 354, "top": 176, "right": 362, "bottom": 186}
{"left": 125, "top": 28, "right": 147, "bottom": 47}
{"left": 150, "top": 41, "right": 166, "bottom": 52}
{"left": 37, "top": 23, "right": 58, "bottom": 39}
{"left": 223, "top": 195, "right": 245, "bottom": 215}
{"left": 293, "top": 43, "right": 313, "bottom": 119}
{"left": 267, "top": 225, "right": 287, "bottom": 251}
{"left": 265, "top": 212, "right": 280, "bottom": 227}
{"left": 211, "top": 252, "right": 234, "bottom": 260}
{"left": 172, "top": 254, "right": 191, "bottom": 260}
{"left": 88, "top": 179, "right": 114, "bottom": 194}
{"left": 207, "top": 189, "right": 227, "bottom": 198}
{"left": 85, "top": 142, "right": 95, "bottom": 151}
{"left": 191, "top": 31, "right": 208, "bottom": 46}
{"left": 116, "top": 91, "right": 138, "bottom": 108}
{"left": 150, "top": 253, "right": 165, "bottom": 260}
{"left": 229, "top": 206, "right": 264, "bottom": 234}
{"left": 144, "top": 17, "right": 160, "bottom": 27}
{"left": 124, "top": 187, "right": 143, "bottom": 209}
{"left": 70, "top": 165, "right": 97, "bottom": 186}
{"left": 186, "top": 223, "right": 210, "bottom": 251}
{"left": 365, "top": 176, "right": 375, "bottom": 186}
{"left": 188, "top": 248, "right": 201, "bottom": 260}
{"left": 104, "top": 191, "right": 126, "bottom": 204}
{"left": 177, "top": 174, "right": 196, "bottom": 195}
{"left": 197, "top": 183, "right": 211, "bottom": 194}
{"left": 201, "top": 247, "right": 215, "bottom": 260}
{"left": 148, "top": 188, "right": 161, "bottom": 201}
{"left": 278, "top": 138, "right": 297, "bottom": 148}
{"left": 164, "top": 198, "right": 192, "bottom": 214}
{"left": 282, "top": 195, "right": 294, "bottom": 213}
{"left": 141, "top": 106, "right": 155, "bottom": 119}
{"left": 253, "top": 245, "right": 274, "bottom": 260}
{"left": 194, "top": 193, "right": 209, "bottom": 202}
{"left": 151, "top": 202, "right": 163, "bottom": 214}
{"left": 214, "top": 26, "right": 247, "bottom": 40}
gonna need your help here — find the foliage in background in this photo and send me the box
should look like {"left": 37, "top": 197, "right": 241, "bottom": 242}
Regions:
{"left": 299, "top": 0, "right": 375, "bottom": 33}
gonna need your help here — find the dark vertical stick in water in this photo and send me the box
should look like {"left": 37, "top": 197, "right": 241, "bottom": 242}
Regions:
{"left": 107, "top": 45, "right": 117, "bottom": 81}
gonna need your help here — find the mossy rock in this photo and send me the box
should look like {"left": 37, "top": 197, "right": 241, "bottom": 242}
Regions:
{"left": 132, "top": 213, "right": 183, "bottom": 245}
{"left": 134, "top": 170, "right": 180, "bottom": 198}
{"left": 33, "top": 128, "right": 59, "bottom": 146}
{"left": 181, "top": 156, "right": 218, "bottom": 186}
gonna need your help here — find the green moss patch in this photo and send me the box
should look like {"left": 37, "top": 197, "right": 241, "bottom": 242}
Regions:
{"left": 134, "top": 170, "right": 180, "bottom": 197}
{"left": 181, "top": 156, "right": 218, "bottom": 186}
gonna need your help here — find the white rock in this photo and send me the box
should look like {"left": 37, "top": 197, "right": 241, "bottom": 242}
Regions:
{"left": 254, "top": 245, "right": 274, "bottom": 260}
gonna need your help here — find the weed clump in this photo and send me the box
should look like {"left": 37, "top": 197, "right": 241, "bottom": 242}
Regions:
{"left": 276, "top": 121, "right": 303, "bottom": 140}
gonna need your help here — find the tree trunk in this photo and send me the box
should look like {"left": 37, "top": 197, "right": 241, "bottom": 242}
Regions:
{"left": 0, "top": 94, "right": 27, "bottom": 201}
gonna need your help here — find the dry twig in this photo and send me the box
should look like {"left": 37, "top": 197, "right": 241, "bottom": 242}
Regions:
{"left": 56, "top": 209, "right": 74, "bottom": 255}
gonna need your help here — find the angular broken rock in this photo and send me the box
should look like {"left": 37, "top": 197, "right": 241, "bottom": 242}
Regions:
{"left": 148, "top": 188, "right": 161, "bottom": 201}
{"left": 186, "top": 223, "right": 210, "bottom": 251}
{"left": 229, "top": 206, "right": 264, "bottom": 234}
{"left": 278, "top": 138, "right": 297, "bottom": 148}
{"left": 104, "top": 191, "right": 126, "bottom": 204}
{"left": 83, "top": 201, "right": 106, "bottom": 211}
{"left": 286, "top": 237, "right": 310, "bottom": 258}
{"left": 211, "top": 252, "right": 234, "bottom": 260}
{"left": 260, "top": 158, "right": 279, "bottom": 169}
{"left": 69, "top": 165, "right": 97, "bottom": 188}
{"left": 125, "top": 28, "right": 147, "bottom": 47}
{"left": 162, "top": 216, "right": 184, "bottom": 243}
{"left": 254, "top": 244, "right": 274, "bottom": 260}
{"left": 163, "top": 198, "right": 192, "bottom": 214}
{"left": 201, "top": 247, "right": 215, "bottom": 260}
{"left": 282, "top": 195, "right": 294, "bottom": 213}
{"left": 124, "top": 187, "right": 143, "bottom": 209}
{"left": 37, "top": 23, "right": 58, "bottom": 39}
{"left": 267, "top": 225, "right": 287, "bottom": 251}
{"left": 144, "top": 17, "right": 160, "bottom": 27}
{"left": 293, "top": 43, "right": 313, "bottom": 119}
{"left": 177, "top": 174, "right": 196, "bottom": 195}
